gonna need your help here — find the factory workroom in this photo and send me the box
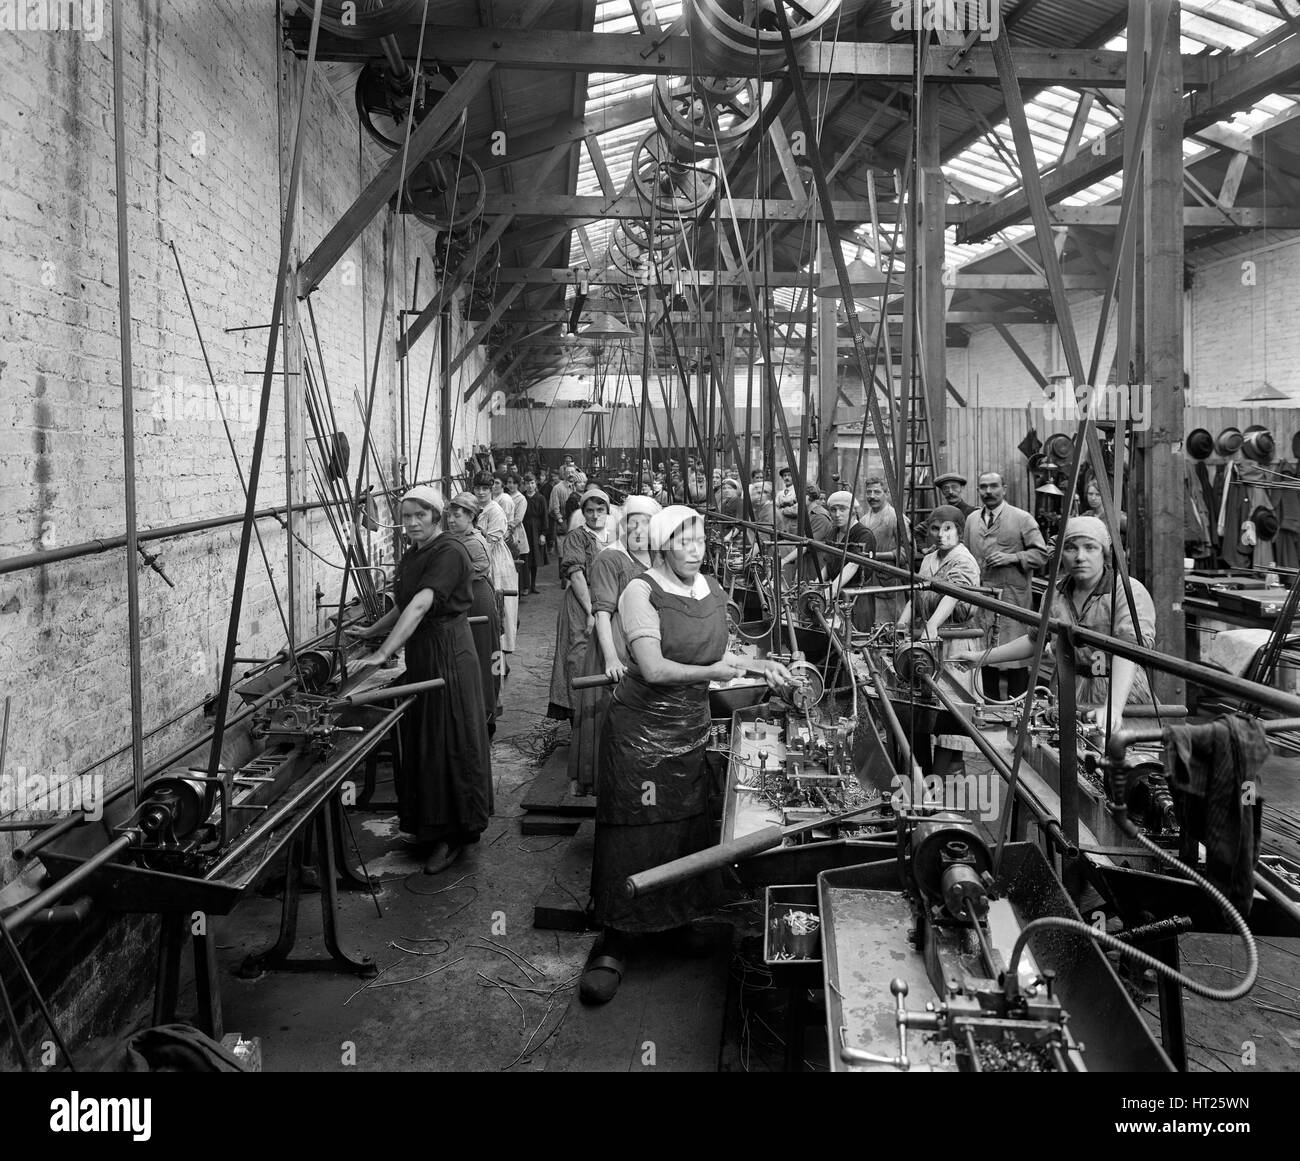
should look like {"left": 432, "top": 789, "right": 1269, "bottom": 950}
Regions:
{"left": 3, "top": 0, "right": 1300, "bottom": 1138}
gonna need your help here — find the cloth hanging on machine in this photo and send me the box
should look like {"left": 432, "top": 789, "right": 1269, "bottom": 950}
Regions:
{"left": 1161, "top": 714, "right": 1269, "bottom": 914}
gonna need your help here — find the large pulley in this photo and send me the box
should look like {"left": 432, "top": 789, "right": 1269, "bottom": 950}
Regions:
{"left": 354, "top": 61, "right": 466, "bottom": 155}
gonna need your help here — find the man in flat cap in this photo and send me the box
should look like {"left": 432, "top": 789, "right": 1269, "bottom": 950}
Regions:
{"left": 934, "top": 472, "right": 976, "bottom": 521}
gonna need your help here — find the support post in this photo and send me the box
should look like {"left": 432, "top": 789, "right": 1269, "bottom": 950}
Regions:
{"left": 1141, "top": 0, "right": 1186, "bottom": 706}
{"left": 919, "top": 80, "right": 948, "bottom": 470}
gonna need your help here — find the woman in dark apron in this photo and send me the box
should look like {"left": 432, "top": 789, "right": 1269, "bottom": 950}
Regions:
{"left": 349, "top": 486, "right": 492, "bottom": 876}
{"left": 444, "top": 491, "right": 502, "bottom": 738}
{"left": 580, "top": 507, "right": 793, "bottom": 1005}
{"left": 568, "top": 496, "right": 660, "bottom": 796}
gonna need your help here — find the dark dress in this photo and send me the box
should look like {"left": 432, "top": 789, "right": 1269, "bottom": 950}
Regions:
{"left": 523, "top": 492, "right": 549, "bottom": 568}
{"left": 591, "top": 572, "right": 729, "bottom": 933}
{"left": 824, "top": 520, "right": 878, "bottom": 632}
{"left": 568, "top": 546, "right": 648, "bottom": 796}
{"left": 546, "top": 525, "right": 606, "bottom": 719}
{"left": 394, "top": 536, "right": 492, "bottom": 846}
{"left": 446, "top": 528, "right": 500, "bottom": 733}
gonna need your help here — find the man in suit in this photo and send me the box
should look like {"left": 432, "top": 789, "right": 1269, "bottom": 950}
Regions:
{"left": 965, "top": 471, "right": 1049, "bottom": 700}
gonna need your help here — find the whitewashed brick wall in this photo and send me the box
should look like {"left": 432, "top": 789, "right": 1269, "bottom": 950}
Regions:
{"left": 0, "top": 1, "right": 489, "bottom": 883}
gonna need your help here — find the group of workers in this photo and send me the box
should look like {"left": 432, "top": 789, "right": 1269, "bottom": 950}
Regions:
{"left": 346, "top": 451, "right": 1146, "bottom": 1005}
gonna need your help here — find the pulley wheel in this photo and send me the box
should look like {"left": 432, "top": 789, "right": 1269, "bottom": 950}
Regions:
{"left": 787, "top": 660, "right": 825, "bottom": 711}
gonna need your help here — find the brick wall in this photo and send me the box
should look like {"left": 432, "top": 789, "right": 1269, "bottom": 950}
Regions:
{"left": 0, "top": 2, "right": 488, "bottom": 1054}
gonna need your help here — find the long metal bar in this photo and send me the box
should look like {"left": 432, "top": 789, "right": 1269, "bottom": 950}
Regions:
{"left": 206, "top": 2, "right": 324, "bottom": 847}
{"left": 711, "top": 516, "right": 1300, "bottom": 718}
{"left": 774, "top": 1, "right": 899, "bottom": 503}
{"left": 111, "top": 2, "right": 146, "bottom": 805}
{"left": 3, "top": 835, "right": 136, "bottom": 935}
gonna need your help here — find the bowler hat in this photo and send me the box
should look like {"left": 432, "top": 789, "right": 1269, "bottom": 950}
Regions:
{"left": 1185, "top": 428, "right": 1214, "bottom": 460}
{"left": 1044, "top": 433, "right": 1075, "bottom": 464}
{"left": 1214, "top": 427, "right": 1243, "bottom": 457}
{"left": 1251, "top": 506, "right": 1279, "bottom": 541}
{"left": 1242, "top": 425, "right": 1275, "bottom": 463}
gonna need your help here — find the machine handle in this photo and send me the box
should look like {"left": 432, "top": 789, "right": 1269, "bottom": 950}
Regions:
{"left": 937, "top": 627, "right": 986, "bottom": 640}
{"left": 572, "top": 673, "right": 616, "bottom": 690}
{"left": 626, "top": 825, "right": 786, "bottom": 897}
{"left": 1082, "top": 703, "right": 1187, "bottom": 719}
{"left": 625, "top": 802, "right": 888, "bottom": 897}
{"left": 333, "top": 678, "right": 446, "bottom": 707}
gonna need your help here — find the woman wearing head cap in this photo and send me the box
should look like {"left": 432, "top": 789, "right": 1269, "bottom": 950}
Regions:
{"left": 349, "top": 486, "right": 492, "bottom": 875}
{"left": 547, "top": 486, "right": 615, "bottom": 720}
{"left": 823, "top": 490, "right": 878, "bottom": 632}
{"left": 443, "top": 491, "right": 503, "bottom": 736}
{"left": 981, "top": 515, "right": 1155, "bottom": 734}
{"left": 473, "top": 470, "right": 519, "bottom": 661}
{"left": 567, "top": 496, "right": 662, "bottom": 796}
{"left": 579, "top": 506, "right": 793, "bottom": 1005}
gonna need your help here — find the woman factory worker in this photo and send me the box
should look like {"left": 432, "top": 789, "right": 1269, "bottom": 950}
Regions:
{"left": 823, "top": 489, "right": 878, "bottom": 632}
{"left": 894, "top": 505, "right": 983, "bottom": 780}
{"left": 547, "top": 486, "right": 614, "bottom": 721}
{"left": 443, "top": 491, "right": 502, "bottom": 735}
{"left": 502, "top": 473, "right": 530, "bottom": 597}
{"left": 979, "top": 515, "right": 1155, "bottom": 734}
{"left": 349, "top": 486, "right": 492, "bottom": 876}
{"left": 568, "top": 495, "right": 661, "bottom": 796}
{"left": 580, "top": 506, "right": 794, "bottom": 1005}
{"left": 473, "top": 470, "right": 519, "bottom": 661}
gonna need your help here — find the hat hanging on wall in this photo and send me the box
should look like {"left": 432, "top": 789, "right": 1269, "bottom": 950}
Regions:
{"left": 1251, "top": 505, "right": 1279, "bottom": 541}
{"left": 1292, "top": 431, "right": 1300, "bottom": 462}
{"left": 1242, "top": 425, "right": 1276, "bottom": 463}
{"left": 1044, "top": 433, "right": 1074, "bottom": 465}
{"left": 1185, "top": 428, "right": 1213, "bottom": 460}
{"left": 1214, "top": 426, "right": 1243, "bottom": 457}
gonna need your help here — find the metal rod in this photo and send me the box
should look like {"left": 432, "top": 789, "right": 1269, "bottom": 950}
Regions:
{"left": 713, "top": 518, "right": 1300, "bottom": 718}
{"left": 205, "top": 0, "right": 323, "bottom": 851}
{"left": 111, "top": 0, "right": 146, "bottom": 806}
{"left": 3, "top": 834, "right": 135, "bottom": 934}
{"left": 919, "top": 673, "right": 1079, "bottom": 858}
{"left": 0, "top": 490, "right": 407, "bottom": 577}
{"left": 11, "top": 677, "right": 296, "bottom": 863}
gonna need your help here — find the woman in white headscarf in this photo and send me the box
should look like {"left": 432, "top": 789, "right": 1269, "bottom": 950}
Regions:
{"left": 348, "top": 486, "right": 492, "bottom": 875}
{"left": 579, "top": 507, "right": 793, "bottom": 1006}
{"left": 547, "top": 487, "right": 614, "bottom": 720}
{"left": 568, "top": 495, "right": 661, "bottom": 796}
{"left": 981, "top": 515, "right": 1154, "bottom": 734}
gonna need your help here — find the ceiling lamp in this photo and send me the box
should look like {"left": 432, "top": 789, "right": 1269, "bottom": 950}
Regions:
{"left": 582, "top": 401, "right": 612, "bottom": 415}
{"left": 1241, "top": 381, "right": 1291, "bottom": 402}
{"left": 580, "top": 312, "right": 637, "bottom": 339}
{"left": 815, "top": 256, "right": 897, "bottom": 300}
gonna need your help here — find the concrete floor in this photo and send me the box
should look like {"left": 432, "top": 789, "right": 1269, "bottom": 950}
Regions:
{"left": 200, "top": 564, "right": 604, "bottom": 1071}
{"left": 107, "top": 554, "right": 1298, "bottom": 1074}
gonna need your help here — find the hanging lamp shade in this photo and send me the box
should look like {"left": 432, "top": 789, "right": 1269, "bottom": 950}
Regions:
{"left": 1242, "top": 380, "right": 1291, "bottom": 402}
{"left": 815, "top": 257, "right": 896, "bottom": 300}
{"left": 582, "top": 401, "right": 612, "bottom": 415}
{"left": 580, "top": 312, "right": 637, "bottom": 339}
{"left": 1036, "top": 480, "right": 1064, "bottom": 498}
